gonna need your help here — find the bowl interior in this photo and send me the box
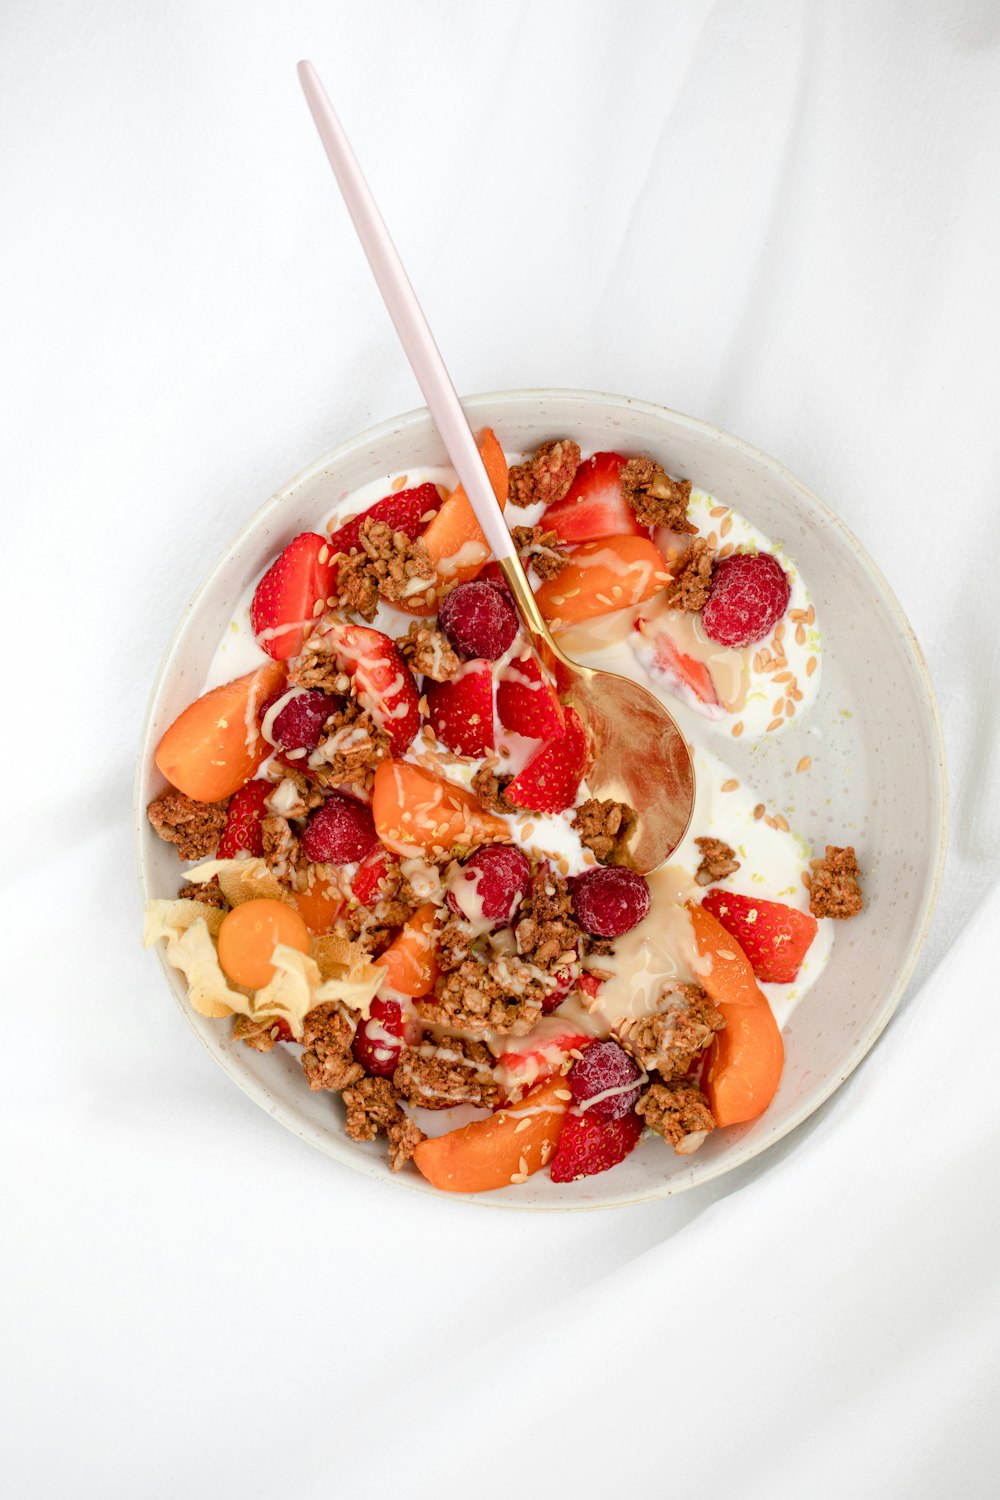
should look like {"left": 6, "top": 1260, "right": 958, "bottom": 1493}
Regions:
{"left": 136, "top": 390, "right": 946, "bottom": 1208}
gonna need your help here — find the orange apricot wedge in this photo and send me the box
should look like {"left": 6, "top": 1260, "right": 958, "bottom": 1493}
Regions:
{"left": 378, "top": 903, "right": 439, "bottom": 997}
{"left": 154, "top": 660, "right": 286, "bottom": 803}
{"left": 412, "top": 1076, "right": 571, "bottom": 1193}
{"left": 396, "top": 428, "right": 508, "bottom": 613}
{"left": 688, "top": 901, "right": 784, "bottom": 1128}
{"left": 534, "top": 535, "right": 670, "bottom": 628}
{"left": 292, "top": 884, "right": 344, "bottom": 935}
{"left": 372, "top": 759, "right": 508, "bottom": 856}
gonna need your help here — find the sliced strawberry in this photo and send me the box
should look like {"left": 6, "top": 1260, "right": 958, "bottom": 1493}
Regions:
{"left": 494, "top": 1025, "right": 592, "bottom": 1101}
{"left": 549, "top": 1107, "right": 644, "bottom": 1182}
{"left": 700, "top": 888, "right": 817, "bottom": 984}
{"left": 250, "top": 533, "right": 336, "bottom": 661}
{"left": 328, "top": 483, "right": 442, "bottom": 556}
{"left": 630, "top": 619, "right": 725, "bottom": 719}
{"left": 423, "top": 664, "right": 495, "bottom": 757}
{"left": 505, "top": 706, "right": 588, "bottom": 814}
{"left": 217, "top": 779, "right": 272, "bottom": 859}
{"left": 312, "top": 620, "right": 420, "bottom": 754}
{"left": 496, "top": 654, "right": 565, "bottom": 739}
{"left": 351, "top": 844, "right": 396, "bottom": 908}
{"left": 577, "top": 970, "right": 603, "bottom": 999}
{"left": 541, "top": 451, "right": 644, "bottom": 544}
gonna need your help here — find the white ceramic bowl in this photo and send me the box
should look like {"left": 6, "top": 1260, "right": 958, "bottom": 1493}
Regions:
{"left": 136, "top": 390, "right": 947, "bottom": 1209}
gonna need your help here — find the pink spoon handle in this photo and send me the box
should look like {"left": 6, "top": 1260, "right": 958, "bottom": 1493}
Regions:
{"left": 297, "top": 60, "right": 516, "bottom": 566}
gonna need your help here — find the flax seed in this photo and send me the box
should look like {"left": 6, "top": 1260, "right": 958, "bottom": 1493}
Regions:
{"left": 767, "top": 717, "right": 784, "bottom": 733}
{"left": 720, "top": 514, "right": 732, "bottom": 538}
{"left": 731, "top": 720, "right": 744, "bottom": 738}
{"left": 773, "top": 814, "right": 790, "bottom": 831}
{"left": 710, "top": 504, "right": 727, "bottom": 518}
{"left": 753, "top": 803, "right": 765, "bottom": 820}
{"left": 774, "top": 671, "right": 792, "bottom": 684}
{"left": 785, "top": 700, "right": 795, "bottom": 717}
{"left": 391, "top": 473, "right": 408, "bottom": 491}
{"left": 796, "top": 756, "right": 812, "bottom": 773}
{"left": 806, "top": 656, "right": 818, "bottom": 677}
{"left": 753, "top": 652, "right": 765, "bottom": 673}
{"left": 721, "top": 778, "right": 739, "bottom": 792}
{"left": 795, "top": 623, "right": 806, "bottom": 646}
{"left": 765, "top": 814, "right": 778, "bottom": 828}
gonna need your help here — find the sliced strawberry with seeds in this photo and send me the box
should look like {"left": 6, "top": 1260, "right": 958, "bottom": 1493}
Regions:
{"left": 540, "top": 451, "right": 644, "bottom": 544}
{"left": 328, "top": 483, "right": 442, "bottom": 556}
{"left": 217, "top": 779, "right": 272, "bottom": 859}
{"left": 250, "top": 533, "right": 336, "bottom": 661}
{"left": 496, "top": 654, "right": 565, "bottom": 740}
{"left": 312, "top": 620, "right": 420, "bottom": 754}
{"left": 631, "top": 619, "right": 725, "bottom": 719}
{"left": 351, "top": 844, "right": 396, "bottom": 908}
{"left": 505, "top": 705, "right": 588, "bottom": 814}
{"left": 423, "top": 663, "right": 495, "bottom": 757}
{"left": 549, "top": 1106, "right": 643, "bottom": 1182}
{"left": 700, "top": 888, "right": 817, "bottom": 984}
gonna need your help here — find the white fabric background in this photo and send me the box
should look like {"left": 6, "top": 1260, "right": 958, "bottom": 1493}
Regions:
{"left": 3, "top": 2, "right": 999, "bottom": 1496}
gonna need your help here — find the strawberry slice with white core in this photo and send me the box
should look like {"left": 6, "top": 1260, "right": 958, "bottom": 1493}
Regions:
{"left": 496, "top": 654, "right": 565, "bottom": 740}
{"left": 493, "top": 1020, "right": 594, "bottom": 1100}
{"left": 541, "top": 452, "right": 645, "bottom": 544}
{"left": 505, "top": 705, "right": 589, "bottom": 814}
{"left": 630, "top": 617, "right": 726, "bottom": 720}
{"left": 250, "top": 532, "right": 336, "bottom": 661}
{"left": 313, "top": 620, "right": 420, "bottom": 754}
{"left": 423, "top": 662, "right": 495, "bottom": 757}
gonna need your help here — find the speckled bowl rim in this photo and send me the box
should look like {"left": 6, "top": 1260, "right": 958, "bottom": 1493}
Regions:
{"left": 135, "top": 388, "right": 949, "bottom": 1211}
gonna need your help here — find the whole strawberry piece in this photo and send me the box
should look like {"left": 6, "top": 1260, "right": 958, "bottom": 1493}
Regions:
{"left": 250, "top": 532, "right": 336, "bottom": 661}
{"left": 438, "top": 579, "right": 519, "bottom": 661}
{"left": 571, "top": 866, "right": 650, "bottom": 937}
{"left": 549, "top": 1107, "right": 644, "bottom": 1182}
{"left": 447, "top": 844, "right": 531, "bottom": 924}
{"left": 328, "top": 483, "right": 441, "bottom": 555}
{"left": 312, "top": 620, "right": 420, "bottom": 754}
{"left": 217, "top": 779, "right": 272, "bottom": 859}
{"left": 700, "top": 888, "right": 817, "bottom": 983}
{"left": 352, "top": 997, "right": 406, "bottom": 1078}
{"left": 567, "top": 1039, "right": 644, "bottom": 1121}
{"left": 701, "top": 552, "right": 790, "bottom": 648}
{"left": 301, "top": 793, "right": 379, "bottom": 864}
{"left": 505, "top": 706, "right": 588, "bottom": 814}
{"left": 541, "top": 451, "right": 643, "bottom": 544}
{"left": 270, "top": 689, "right": 335, "bottom": 751}
{"left": 423, "top": 664, "right": 495, "bottom": 757}
{"left": 496, "top": 654, "right": 565, "bottom": 739}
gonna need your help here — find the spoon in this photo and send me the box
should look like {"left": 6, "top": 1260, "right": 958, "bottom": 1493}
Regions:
{"left": 297, "top": 61, "right": 695, "bottom": 871}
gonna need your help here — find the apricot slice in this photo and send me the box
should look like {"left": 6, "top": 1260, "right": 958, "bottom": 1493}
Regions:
{"left": 413, "top": 1076, "right": 571, "bottom": 1193}
{"left": 378, "top": 903, "right": 439, "bottom": 997}
{"left": 372, "top": 759, "right": 508, "bottom": 856}
{"left": 534, "top": 536, "right": 670, "bottom": 629}
{"left": 292, "top": 884, "right": 344, "bottom": 935}
{"left": 688, "top": 902, "right": 784, "bottom": 1127}
{"left": 154, "top": 661, "right": 286, "bottom": 803}
{"left": 217, "top": 898, "right": 310, "bottom": 989}
{"left": 396, "top": 428, "right": 508, "bottom": 613}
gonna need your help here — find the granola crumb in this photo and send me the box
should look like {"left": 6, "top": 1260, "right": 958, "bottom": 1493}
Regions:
{"left": 335, "top": 517, "right": 435, "bottom": 621}
{"left": 395, "top": 621, "right": 461, "bottom": 683}
{"left": 471, "top": 765, "right": 516, "bottom": 814}
{"left": 571, "top": 798, "right": 637, "bottom": 865}
{"left": 620, "top": 456, "right": 696, "bottom": 532}
{"left": 341, "top": 1076, "right": 426, "bottom": 1170}
{"left": 510, "top": 525, "right": 568, "bottom": 581}
{"left": 514, "top": 869, "right": 583, "bottom": 970}
{"left": 147, "top": 789, "right": 229, "bottom": 861}
{"left": 507, "top": 439, "right": 581, "bottom": 508}
{"left": 393, "top": 1036, "right": 500, "bottom": 1109}
{"left": 300, "top": 1003, "right": 365, "bottom": 1092}
{"left": 231, "top": 1012, "right": 288, "bottom": 1053}
{"left": 694, "top": 836, "right": 740, "bottom": 887}
{"left": 809, "top": 844, "right": 863, "bottom": 919}
{"left": 287, "top": 638, "right": 353, "bottom": 697}
{"left": 616, "top": 982, "right": 725, "bottom": 1080}
{"left": 663, "top": 537, "right": 715, "bottom": 611}
{"left": 261, "top": 813, "right": 309, "bottom": 892}
{"left": 308, "top": 699, "right": 391, "bottom": 788}
{"left": 637, "top": 1080, "right": 716, "bottom": 1154}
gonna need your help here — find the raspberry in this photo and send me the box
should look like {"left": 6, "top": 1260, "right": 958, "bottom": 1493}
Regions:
{"left": 567, "top": 1039, "right": 644, "bottom": 1120}
{"left": 571, "top": 866, "right": 650, "bottom": 937}
{"left": 701, "top": 552, "right": 790, "bottom": 648}
{"left": 438, "top": 579, "right": 519, "bottom": 661}
{"left": 271, "top": 690, "right": 335, "bottom": 751}
{"left": 447, "top": 844, "right": 531, "bottom": 924}
{"left": 301, "top": 793, "right": 379, "bottom": 863}
{"left": 352, "top": 998, "right": 405, "bottom": 1078}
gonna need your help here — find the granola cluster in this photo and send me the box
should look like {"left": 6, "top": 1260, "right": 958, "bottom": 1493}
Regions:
{"left": 620, "top": 456, "right": 696, "bottom": 532}
{"left": 809, "top": 845, "right": 864, "bottom": 919}
{"left": 334, "top": 518, "right": 435, "bottom": 621}
{"left": 147, "top": 790, "right": 229, "bottom": 861}
{"left": 663, "top": 537, "right": 716, "bottom": 612}
{"left": 571, "top": 798, "right": 636, "bottom": 865}
{"left": 507, "top": 439, "right": 581, "bottom": 508}
{"left": 694, "top": 836, "right": 740, "bottom": 887}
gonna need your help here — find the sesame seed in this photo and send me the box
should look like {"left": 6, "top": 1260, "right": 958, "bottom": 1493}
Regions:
{"left": 518, "top": 1155, "right": 529, "bottom": 1176}
{"left": 731, "top": 720, "right": 744, "bottom": 738}
{"left": 773, "top": 814, "right": 790, "bottom": 831}
{"left": 765, "top": 814, "right": 778, "bottom": 828}
{"left": 312, "top": 598, "right": 325, "bottom": 616}
{"left": 514, "top": 1118, "right": 532, "bottom": 1133}
{"left": 795, "top": 623, "right": 806, "bottom": 646}
{"left": 554, "top": 1089, "right": 572, "bottom": 1101}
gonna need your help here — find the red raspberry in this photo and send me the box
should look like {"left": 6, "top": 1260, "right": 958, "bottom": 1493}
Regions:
{"left": 352, "top": 998, "right": 405, "bottom": 1078}
{"left": 701, "top": 552, "right": 790, "bottom": 648}
{"left": 438, "top": 579, "right": 519, "bottom": 661}
{"left": 571, "top": 867, "right": 650, "bottom": 937}
{"left": 447, "top": 844, "right": 531, "bottom": 924}
{"left": 301, "top": 793, "right": 379, "bottom": 863}
{"left": 567, "top": 1039, "right": 644, "bottom": 1120}
{"left": 271, "top": 689, "right": 335, "bottom": 751}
